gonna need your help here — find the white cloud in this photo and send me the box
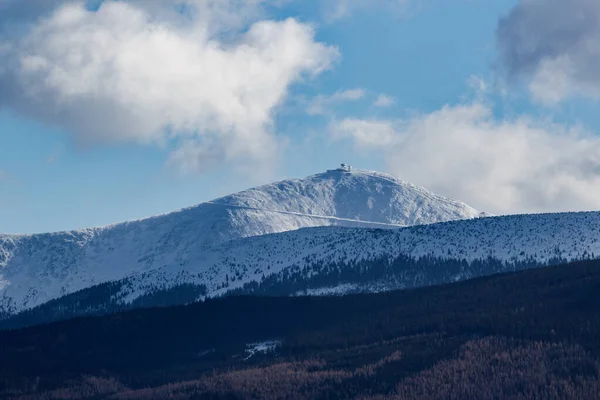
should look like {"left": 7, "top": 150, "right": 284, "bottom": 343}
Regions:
{"left": 373, "top": 94, "right": 395, "bottom": 107}
{"left": 323, "top": 0, "right": 410, "bottom": 22}
{"left": 0, "top": 0, "right": 270, "bottom": 29}
{"left": 307, "top": 88, "right": 365, "bottom": 116}
{"left": 331, "top": 118, "right": 397, "bottom": 148}
{"left": 331, "top": 102, "right": 600, "bottom": 214}
{"left": 527, "top": 57, "right": 573, "bottom": 105}
{"left": 0, "top": 1, "right": 338, "bottom": 174}
{"left": 497, "top": 0, "right": 600, "bottom": 104}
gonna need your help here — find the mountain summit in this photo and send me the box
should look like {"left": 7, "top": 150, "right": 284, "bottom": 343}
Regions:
{"left": 0, "top": 167, "right": 482, "bottom": 316}
{"left": 206, "top": 166, "right": 482, "bottom": 238}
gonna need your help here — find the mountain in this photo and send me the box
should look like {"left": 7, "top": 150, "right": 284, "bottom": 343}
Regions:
{"left": 3, "top": 259, "right": 600, "bottom": 399}
{"left": 3, "top": 210, "right": 600, "bottom": 329}
{"left": 0, "top": 167, "right": 483, "bottom": 318}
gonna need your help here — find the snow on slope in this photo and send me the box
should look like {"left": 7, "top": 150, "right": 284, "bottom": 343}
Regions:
{"left": 208, "top": 169, "right": 482, "bottom": 227}
{"left": 0, "top": 168, "right": 482, "bottom": 315}
{"left": 113, "top": 211, "right": 600, "bottom": 302}
{"left": 4, "top": 211, "right": 600, "bottom": 317}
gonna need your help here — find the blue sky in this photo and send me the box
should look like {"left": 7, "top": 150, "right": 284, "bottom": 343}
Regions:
{"left": 2, "top": 0, "right": 600, "bottom": 233}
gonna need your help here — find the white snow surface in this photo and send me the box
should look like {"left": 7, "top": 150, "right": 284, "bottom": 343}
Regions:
{"left": 0, "top": 169, "right": 483, "bottom": 315}
{"left": 244, "top": 340, "right": 281, "bottom": 360}
{"left": 3, "top": 211, "right": 600, "bottom": 315}
{"left": 118, "top": 211, "right": 600, "bottom": 300}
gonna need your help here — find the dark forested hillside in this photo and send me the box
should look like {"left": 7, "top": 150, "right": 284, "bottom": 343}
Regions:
{"left": 0, "top": 252, "right": 564, "bottom": 330}
{"left": 2, "top": 259, "right": 600, "bottom": 399}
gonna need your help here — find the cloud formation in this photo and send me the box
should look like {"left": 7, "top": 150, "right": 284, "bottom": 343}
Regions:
{"left": 322, "top": 0, "right": 410, "bottom": 22}
{"left": 0, "top": 0, "right": 337, "bottom": 174}
{"left": 331, "top": 103, "right": 600, "bottom": 214}
{"left": 306, "top": 88, "right": 365, "bottom": 116}
{"left": 497, "top": 0, "right": 600, "bottom": 104}
{"left": 373, "top": 94, "right": 395, "bottom": 107}
{"left": 0, "top": 0, "right": 73, "bottom": 26}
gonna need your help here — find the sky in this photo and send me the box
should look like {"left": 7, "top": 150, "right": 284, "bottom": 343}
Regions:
{"left": 1, "top": 0, "right": 600, "bottom": 234}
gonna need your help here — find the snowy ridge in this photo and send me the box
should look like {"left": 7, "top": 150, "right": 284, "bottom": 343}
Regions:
{"left": 209, "top": 169, "right": 482, "bottom": 226}
{"left": 5, "top": 210, "right": 600, "bottom": 321}
{"left": 0, "top": 168, "right": 483, "bottom": 316}
{"left": 111, "top": 211, "right": 600, "bottom": 303}
{"left": 203, "top": 202, "right": 406, "bottom": 228}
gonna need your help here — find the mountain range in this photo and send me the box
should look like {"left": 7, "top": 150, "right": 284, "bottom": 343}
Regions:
{"left": 2, "top": 166, "right": 598, "bottom": 328}
{"left": 0, "top": 167, "right": 482, "bottom": 318}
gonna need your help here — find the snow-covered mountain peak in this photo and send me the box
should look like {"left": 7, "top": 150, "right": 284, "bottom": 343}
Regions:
{"left": 0, "top": 168, "right": 485, "bottom": 315}
{"left": 209, "top": 167, "right": 481, "bottom": 227}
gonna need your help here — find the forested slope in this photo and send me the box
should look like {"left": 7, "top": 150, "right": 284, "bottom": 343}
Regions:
{"left": 2, "top": 259, "right": 600, "bottom": 399}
